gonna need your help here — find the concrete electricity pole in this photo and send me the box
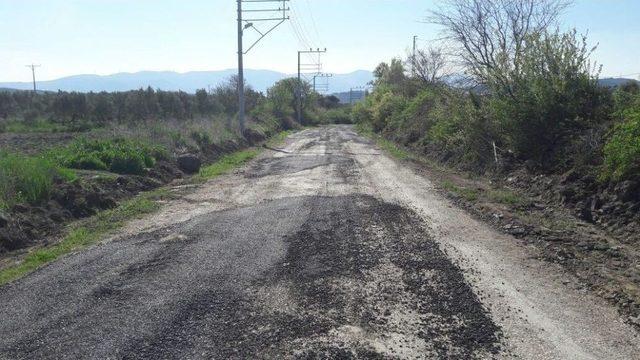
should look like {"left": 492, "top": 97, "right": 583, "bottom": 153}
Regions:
{"left": 412, "top": 36, "right": 417, "bottom": 75}
{"left": 297, "top": 48, "right": 326, "bottom": 124}
{"left": 237, "top": 0, "right": 289, "bottom": 135}
{"left": 312, "top": 73, "right": 332, "bottom": 92}
{"left": 25, "top": 64, "right": 41, "bottom": 92}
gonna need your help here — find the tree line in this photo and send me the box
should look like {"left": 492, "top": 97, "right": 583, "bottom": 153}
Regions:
{"left": 0, "top": 77, "right": 269, "bottom": 128}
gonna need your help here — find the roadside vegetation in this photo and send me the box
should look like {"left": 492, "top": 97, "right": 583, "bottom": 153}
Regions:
{"left": 198, "top": 149, "right": 260, "bottom": 180}
{"left": 0, "top": 153, "right": 76, "bottom": 210}
{"left": 349, "top": 0, "right": 640, "bottom": 199}
{"left": 351, "top": 0, "right": 639, "bottom": 185}
{"left": 0, "top": 73, "right": 335, "bottom": 260}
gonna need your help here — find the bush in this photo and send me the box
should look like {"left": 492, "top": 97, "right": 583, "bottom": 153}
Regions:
{"left": 190, "top": 130, "right": 213, "bottom": 150}
{"left": 322, "top": 108, "right": 352, "bottom": 124}
{"left": 370, "top": 90, "right": 407, "bottom": 132}
{"left": 487, "top": 30, "right": 604, "bottom": 168}
{"left": 48, "top": 138, "right": 166, "bottom": 175}
{"left": 0, "top": 153, "right": 75, "bottom": 209}
{"left": 602, "top": 109, "right": 640, "bottom": 181}
{"left": 110, "top": 154, "right": 147, "bottom": 175}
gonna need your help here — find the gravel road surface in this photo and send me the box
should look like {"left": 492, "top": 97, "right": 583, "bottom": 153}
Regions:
{"left": 0, "top": 125, "right": 638, "bottom": 359}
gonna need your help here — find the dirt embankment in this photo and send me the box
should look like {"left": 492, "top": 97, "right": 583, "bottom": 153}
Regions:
{"left": 411, "top": 158, "right": 640, "bottom": 329}
{"left": 0, "top": 133, "right": 265, "bottom": 255}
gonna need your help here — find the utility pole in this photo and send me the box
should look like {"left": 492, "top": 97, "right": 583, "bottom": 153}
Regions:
{"left": 312, "top": 73, "right": 332, "bottom": 92}
{"left": 25, "top": 64, "right": 41, "bottom": 92}
{"left": 349, "top": 85, "right": 370, "bottom": 105}
{"left": 237, "top": 0, "right": 289, "bottom": 135}
{"left": 297, "top": 48, "right": 326, "bottom": 124}
{"left": 412, "top": 35, "right": 417, "bottom": 75}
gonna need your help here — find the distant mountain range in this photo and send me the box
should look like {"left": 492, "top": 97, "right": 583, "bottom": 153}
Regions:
{"left": 0, "top": 70, "right": 374, "bottom": 94}
{"left": 598, "top": 78, "right": 639, "bottom": 88}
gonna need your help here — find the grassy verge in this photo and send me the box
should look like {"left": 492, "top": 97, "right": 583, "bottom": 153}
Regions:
{"left": 355, "top": 123, "right": 411, "bottom": 160}
{"left": 196, "top": 129, "right": 294, "bottom": 181}
{"left": 441, "top": 180, "right": 480, "bottom": 202}
{"left": 4, "top": 120, "right": 71, "bottom": 133}
{"left": 0, "top": 130, "right": 295, "bottom": 285}
{"left": 198, "top": 149, "right": 260, "bottom": 180}
{"left": 0, "top": 189, "right": 168, "bottom": 285}
{"left": 265, "top": 130, "right": 293, "bottom": 148}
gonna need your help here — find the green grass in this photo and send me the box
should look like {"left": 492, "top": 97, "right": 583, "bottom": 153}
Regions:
{"left": 47, "top": 138, "right": 169, "bottom": 175}
{"left": 0, "top": 152, "right": 77, "bottom": 210}
{"left": 376, "top": 138, "right": 410, "bottom": 160}
{"left": 355, "top": 122, "right": 411, "bottom": 160}
{"left": 487, "top": 188, "right": 526, "bottom": 206}
{"left": 0, "top": 130, "right": 293, "bottom": 284}
{"left": 265, "top": 130, "right": 293, "bottom": 148}
{"left": 0, "top": 189, "right": 168, "bottom": 285}
{"left": 198, "top": 149, "right": 260, "bottom": 180}
{"left": 441, "top": 180, "right": 479, "bottom": 202}
{"left": 4, "top": 120, "right": 70, "bottom": 133}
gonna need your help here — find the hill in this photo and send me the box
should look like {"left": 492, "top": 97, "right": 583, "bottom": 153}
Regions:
{"left": 0, "top": 70, "right": 373, "bottom": 94}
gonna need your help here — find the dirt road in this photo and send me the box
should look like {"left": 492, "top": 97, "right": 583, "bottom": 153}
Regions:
{"left": 0, "top": 126, "right": 638, "bottom": 359}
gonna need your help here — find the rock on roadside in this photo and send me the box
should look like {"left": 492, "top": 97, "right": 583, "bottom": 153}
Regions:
{"left": 177, "top": 154, "right": 201, "bottom": 174}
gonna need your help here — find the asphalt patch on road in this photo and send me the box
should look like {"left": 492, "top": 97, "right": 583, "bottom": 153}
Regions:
{"left": 246, "top": 154, "right": 358, "bottom": 181}
{"left": 0, "top": 194, "right": 501, "bottom": 359}
{"left": 122, "top": 195, "right": 502, "bottom": 358}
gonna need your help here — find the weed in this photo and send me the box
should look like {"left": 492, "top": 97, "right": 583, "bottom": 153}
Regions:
{"left": 0, "top": 153, "right": 75, "bottom": 209}
{"left": 487, "top": 189, "right": 525, "bottom": 206}
{"left": 198, "top": 149, "right": 260, "bottom": 180}
{"left": 441, "top": 180, "right": 479, "bottom": 201}
{"left": 265, "top": 130, "right": 293, "bottom": 148}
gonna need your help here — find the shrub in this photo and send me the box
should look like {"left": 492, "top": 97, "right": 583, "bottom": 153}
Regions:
{"left": 370, "top": 91, "right": 406, "bottom": 132}
{"left": 190, "top": 130, "right": 213, "bottom": 150}
{"left": 110, "top": 154, "right": 146, "bottom": 175}
{"left": 488, "top": 30, "right": 604, "bottom": 168}
{"left": 48, "top": 138, "right": 166, "bottom": 175}
{"left": 351, "top": 102, "right": 372, "bottom": 124}
{"left": 602, "top": 109, "right": 640, "bottom": 181}
{"left": 322, "top": 108, "right": 352, "bottom": 124}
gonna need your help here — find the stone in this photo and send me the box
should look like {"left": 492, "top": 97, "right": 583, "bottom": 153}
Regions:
{"left": 177, "top": 154, "right": 201, "bottom": 174}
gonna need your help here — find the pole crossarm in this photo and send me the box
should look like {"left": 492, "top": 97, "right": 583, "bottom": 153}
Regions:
{"left": 240, "top": 0, "right": 290, "bottom": 54}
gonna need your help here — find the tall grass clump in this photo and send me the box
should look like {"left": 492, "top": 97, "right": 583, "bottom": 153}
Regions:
{"left": 0, "top": 152, "right": 76, "bottom": 209}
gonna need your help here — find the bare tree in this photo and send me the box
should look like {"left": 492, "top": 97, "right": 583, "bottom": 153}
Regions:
{"left": 429, "top": 0, "right": 571, "bottom": 86}
{"left": 409, "top": 47, "right": 450, "bottom": 85}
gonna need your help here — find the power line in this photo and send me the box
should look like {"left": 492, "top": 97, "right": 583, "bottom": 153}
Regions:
{"left": 303, "top": 0, "right": 323, "bottom": 47}
{"left": 289, "top": 1, "right": 317, "bottom": 48}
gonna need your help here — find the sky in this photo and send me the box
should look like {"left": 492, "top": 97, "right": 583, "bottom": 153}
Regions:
{"left": 1, "top": 0, "right": 639, "bottom": 82}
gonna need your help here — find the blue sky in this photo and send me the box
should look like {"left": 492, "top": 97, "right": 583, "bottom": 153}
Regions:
{"left": 1, "top": 0, "right": 639, "bottom": 82}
